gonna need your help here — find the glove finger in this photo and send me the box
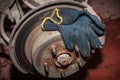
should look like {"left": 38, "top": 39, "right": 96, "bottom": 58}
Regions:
{"left": 44, "top": 20, "right": 58, "bottom": 31}
{"left": 74, "top": 28, "right": 90, "bottom": 57}
{"left": 84, "top": 11, "right": 106, "bottom": 30}
{"left": 92, "top": 16, "right": 106, "bottom": 30}
{"left": 90, "top": 23, "right": 104, "bottom": 35}
{"left": 88, "top": 28, "right": 102, "bottom": 49}
{"left": 59, "top": 25, "right": 74, "bottom": 50}
{"left": 59, "top": 8, "right": 82, "bottom": 24}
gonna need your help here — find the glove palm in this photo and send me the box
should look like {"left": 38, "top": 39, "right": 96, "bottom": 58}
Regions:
{"left": 42, "top": 9, "right": 105, "bottom": 57}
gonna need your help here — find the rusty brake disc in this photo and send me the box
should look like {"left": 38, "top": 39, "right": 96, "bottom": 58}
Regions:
{"left": 9, "top": 1, "right": 91, "bottom": 79}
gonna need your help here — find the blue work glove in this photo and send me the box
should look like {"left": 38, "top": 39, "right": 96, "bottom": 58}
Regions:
{"left": 44, "top": 8, "right": 105, "bottom": 30}
{"left": 42, "top": 9, "right": 105, "bottom": 57}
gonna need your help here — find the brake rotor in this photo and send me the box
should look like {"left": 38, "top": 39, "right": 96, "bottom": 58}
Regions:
{"left": 25, "top": 25, "right": 86, "bottom": 78}
{"left": 9, "top": 1, "right": 105, "bottom": 79}
{"left": 31, "top": 30, "right": 84, "bottom": 78}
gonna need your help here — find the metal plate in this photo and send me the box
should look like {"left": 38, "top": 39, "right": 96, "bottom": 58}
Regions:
{"left": 9, "top": 1, "right": 87, "bottom": 79}
{"left": 0, "top": 0, "right": 14, "bottom": 12}
{"left": 33, "top": 36, "right": 80, "bottom": 78}
{"left": 22, "top": 0, "right": 73, "bottom": 9}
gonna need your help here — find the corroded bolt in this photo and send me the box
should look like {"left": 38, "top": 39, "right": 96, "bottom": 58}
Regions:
{"left": 51, "top": 45, "right": 57, "bottom": 58}
{"left": 75, "top": 45, "right": 86, "bottom": 68}
{"left": 77, "top": 59, "right": 86, "bottom": 68}
{"left": 75, "top": 45, "right": 80, "bottom": 57}
{"left": 60, "top": 71, "right": 65, "bottom": 78}
{"left": 44, "top": 63, "right": 49, "bottom": 76}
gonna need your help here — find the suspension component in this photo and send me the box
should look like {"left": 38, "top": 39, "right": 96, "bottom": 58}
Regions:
{"left": 22, "top": 0, "right": 74, "bottom": 9}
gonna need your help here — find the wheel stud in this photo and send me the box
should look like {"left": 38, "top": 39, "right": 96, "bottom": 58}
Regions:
{"left": 44, "top": 63, "right": 49, "bottom": 76}
{"left": 60, "top": 71, "right": 65, "bottom": 78}
{"left": 51, "top": 45, "right": 57, "bottom": 58}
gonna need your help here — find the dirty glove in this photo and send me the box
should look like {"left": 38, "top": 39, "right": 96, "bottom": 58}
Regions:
{"left": 43, "top": 8, "right": 105, "bottom": 33}
{"left": 42, "top": 9, "right": 105, "bottom": 57}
